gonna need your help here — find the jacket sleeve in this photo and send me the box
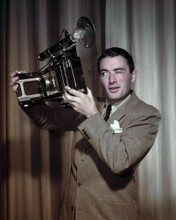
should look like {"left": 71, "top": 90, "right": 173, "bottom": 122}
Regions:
{"left": 78, "top": 108, "right": 161, "bottom": 175}
{"left": 22, "top": 103, "right": 85, "bottom": 132}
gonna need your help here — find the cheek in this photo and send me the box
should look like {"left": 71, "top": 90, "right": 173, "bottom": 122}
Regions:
{"left": 100, "top": 77, "right": 107, "bottom": 87}
{"left": 120, "top": 76, "right": 132, "bottom": 86}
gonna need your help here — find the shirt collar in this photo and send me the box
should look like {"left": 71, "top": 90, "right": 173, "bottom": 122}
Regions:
{"left": 103, "top": 93, "right": 132, "bottom": 117}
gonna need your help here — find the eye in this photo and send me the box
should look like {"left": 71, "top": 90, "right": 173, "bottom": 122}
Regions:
{"left": 114, "top": 68, "right": 126, "bottom": 74}
{"left": 115, "top": 70, "right": 124, "bottom": 74}
{"left": 100, "top": 71, "right": 109, "bottom": 77}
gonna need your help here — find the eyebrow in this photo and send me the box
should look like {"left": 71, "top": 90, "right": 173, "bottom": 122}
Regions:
{"left": 100, "top": 67, "right": 126, "bottom": 72}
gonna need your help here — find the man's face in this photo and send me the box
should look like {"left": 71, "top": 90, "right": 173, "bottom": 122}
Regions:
{"left": 99, "top": 55, "right": 137, "bottom": 105}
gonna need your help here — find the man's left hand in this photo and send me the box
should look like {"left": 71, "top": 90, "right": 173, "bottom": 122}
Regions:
{"left": 62, "top": 86, "right": 99, "bottom": 118}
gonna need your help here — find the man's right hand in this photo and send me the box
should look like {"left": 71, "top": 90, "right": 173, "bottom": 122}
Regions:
{"left": 9, "top": 70, "right": 24, "bottom": 92}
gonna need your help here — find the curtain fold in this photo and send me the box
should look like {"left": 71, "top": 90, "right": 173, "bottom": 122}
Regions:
{"left": 0, "top": 0, "right": 176, "bottom": 219}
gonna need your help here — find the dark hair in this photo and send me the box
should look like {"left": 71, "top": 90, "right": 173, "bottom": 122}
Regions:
{"left": 97, "top": 47, "right": 135, "bottom": 73}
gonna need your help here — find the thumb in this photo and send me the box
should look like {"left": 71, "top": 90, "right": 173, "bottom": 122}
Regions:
{"left": 86, "top": 87, "right": 93, "bottom": 98}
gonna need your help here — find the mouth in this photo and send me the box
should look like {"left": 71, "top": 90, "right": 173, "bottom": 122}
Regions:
{"left": 108, "top": 86, "right": 120, "bottom": 93}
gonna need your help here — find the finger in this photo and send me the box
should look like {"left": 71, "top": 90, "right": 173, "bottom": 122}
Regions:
{"left": 9, "top": 71, "right": 19, "bottom": 86}
{"left": 65, "top": 92, "right": 79, "bottom": 103}
{"left": 86, "top": 88, "right": 95, "bottom": 103}
{"left": 62, "top": 93, "right": 79, "bottom": 111}
{"left": 9, "top": 76, "right": 19, "bottom": 87}
{"left": 63, "top": 91, "right": 75, "bottom": 102}
{"left": 62, "top": 92, "right": 68, "bottom": 102}
{"left": 65, "top": 86, "right": 83, "bottom": 97}
{"left": 12, "top": 84, "right": 19, "bottom": 92}
{"left": 10, "top": 70, "right": 18, "bottom": 78}
{"left": 86, "top": 87, "right": 93, "bottom": 97}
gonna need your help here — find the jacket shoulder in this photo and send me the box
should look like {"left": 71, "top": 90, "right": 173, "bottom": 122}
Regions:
{"left": 136, "top": 96, "right": 160, "bottom": 116}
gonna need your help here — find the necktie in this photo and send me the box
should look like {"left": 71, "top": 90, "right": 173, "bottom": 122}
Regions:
{"left": 104, "top": 104, "right": 112, "bottom": 121}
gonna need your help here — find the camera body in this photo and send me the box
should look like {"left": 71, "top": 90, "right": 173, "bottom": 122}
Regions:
{"left": 16, "top": 17, "right": 95, "bottom": 108}
{"left": 16, "top": 47, "right": 87, "bottom": 108}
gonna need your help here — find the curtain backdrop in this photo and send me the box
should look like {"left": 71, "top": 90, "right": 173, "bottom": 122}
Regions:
{"left": 0, "top": 0, "right": 176, "bottom": 220}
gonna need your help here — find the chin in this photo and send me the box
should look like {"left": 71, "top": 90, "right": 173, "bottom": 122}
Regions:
{"left": 107, "top": 96, "right": 119, "bottom": 103}
{"left": 106, "top": 92, "right": 124, "bottom": 103}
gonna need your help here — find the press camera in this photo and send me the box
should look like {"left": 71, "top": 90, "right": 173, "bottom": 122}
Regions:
{"left": 16, "top": 17, "right": 95, "bottom": 108}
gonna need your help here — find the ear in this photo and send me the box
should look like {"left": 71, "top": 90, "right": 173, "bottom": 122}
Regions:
{"left": 131, "top": 70, "right": 138, "bottom": 83}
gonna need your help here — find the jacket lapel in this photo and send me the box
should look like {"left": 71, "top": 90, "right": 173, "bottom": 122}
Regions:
{"left": 107, "top": 92, "right": 139, "bottom": 123}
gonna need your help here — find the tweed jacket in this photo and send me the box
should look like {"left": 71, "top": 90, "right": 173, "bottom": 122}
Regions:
{"left": 24, "top": 91, "right": 161, "bottom": 220}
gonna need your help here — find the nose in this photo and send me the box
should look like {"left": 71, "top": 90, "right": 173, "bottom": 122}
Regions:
{"left": 109, "top": 73, "right": 117, "bottom": 84}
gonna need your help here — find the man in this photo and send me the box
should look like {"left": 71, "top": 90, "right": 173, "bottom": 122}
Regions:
{"left": 10, "top": 47, "right": 161, "bottom": 219}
